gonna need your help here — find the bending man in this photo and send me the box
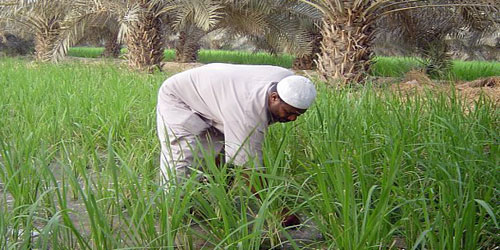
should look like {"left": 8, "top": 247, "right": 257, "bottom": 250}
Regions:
{"left": 156, "top": 63, "right": 316, "bottom": 186}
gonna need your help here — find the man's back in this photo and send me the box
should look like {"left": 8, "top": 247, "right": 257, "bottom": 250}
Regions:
{"left": 159, "top": 63, "right": 294, "bottom": 130}
{"left": 157, "top": 63, "right": 294, "bottom": 166}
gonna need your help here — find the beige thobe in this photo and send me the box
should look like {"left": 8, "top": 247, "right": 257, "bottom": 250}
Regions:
{"left": 157, "top": 63, "right": 293, "bottom": 183}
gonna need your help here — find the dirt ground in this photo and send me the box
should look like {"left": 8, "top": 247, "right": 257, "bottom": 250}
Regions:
{"left": 389, "top": 70, "right": 499, "bottom": 107}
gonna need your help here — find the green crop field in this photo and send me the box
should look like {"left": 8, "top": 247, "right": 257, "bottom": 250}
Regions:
{"left": 0, "top": 57, "right": 498, "bottom": 249}
{"left": 370, "top": 56, "right": 500, "bottom": 81}
{"left": 68, "top": 46, "right": 500, "bottom": 80}
{"left": 68, "top": 47, "right": 295, "bottom": 68}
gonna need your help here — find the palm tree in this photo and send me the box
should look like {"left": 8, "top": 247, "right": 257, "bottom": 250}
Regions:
{"left": 105, "top": 0, "right": 319, "bottom": 69}
{"left": 113, "top": 0, "right": 167, "bottom": 72}
{"left": 298, "top": 0, "right": 392, "bottom": 84}
{"left": 0, "top": 0, "right": 106, "bottom": 62}
{"left": 300, "top": 0, "right": 497, "bottom": 84}
{"left": 174, "top": 24, "right": 205, "bottom": 62}
{"left": 102, "top": 31, "right": 121, "bottom": 58}
{"left": 168, "top": 0, "right": 222, "bottom": 63}
{"left": 105, "top": 0, "right": 222, "bottom": 70}
{"left": 378, "top": 1, "right": 498, "bottom": 77}
{"left": 0, "top": 17, "right": 34, "bottom": 56}
{"left": 169, "top": 0, "right": 321, "bottom": 64}
{"left": 217, "top": 0, "right": 320, "bottom": 65}
{"left": 99, "top": 16, "right": 122, "bottom": 58}
{"left": 292, "top": 24, "right": 322, "bottom": 70}
{"left": 76, "top": 14, "right": 122, "bottom": 58}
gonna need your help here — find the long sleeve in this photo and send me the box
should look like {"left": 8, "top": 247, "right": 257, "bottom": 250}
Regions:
{"left": 224, "top": 120, "right": 266, "bottom": 168}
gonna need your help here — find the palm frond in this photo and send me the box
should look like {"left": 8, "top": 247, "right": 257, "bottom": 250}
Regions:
{"left": 216, "top": 0, "right": 317, "bottom": 56}
{"left": 51, "top": 2, "right": 108, "bottom": 61}
{"left": 170, "top": 0, "right": 223, "bottom": 31}
{"left": 285, "top": 0, "right": 322, "bottom": 20}
{"left": 116, "top": 3, "right": 141, "bottom": 44}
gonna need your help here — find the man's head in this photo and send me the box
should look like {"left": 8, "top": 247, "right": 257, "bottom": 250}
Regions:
{"left": 268, "top": 75, "right": 316, "bottom": 123}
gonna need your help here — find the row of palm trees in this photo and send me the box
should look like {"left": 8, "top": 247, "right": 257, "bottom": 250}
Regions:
{"left": 306, "top": 0, "right": 497, "bottom": 83}
{"left": 0, "top": 0, "right": 497, "bottom": 83}
{"left": 0, "top": 0, "right": 318, "bottom": 71}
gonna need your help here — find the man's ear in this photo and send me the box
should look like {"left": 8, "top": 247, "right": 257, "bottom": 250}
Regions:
{"left": 270, "top": 92, "right": 279, "bottom": 102}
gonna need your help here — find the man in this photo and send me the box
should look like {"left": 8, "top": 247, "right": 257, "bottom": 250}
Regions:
{"left": 157, "top": 63, "right": 316, "bottom": 186}
{"left": 157, "top": 63, "right": 316, "bottom": 227}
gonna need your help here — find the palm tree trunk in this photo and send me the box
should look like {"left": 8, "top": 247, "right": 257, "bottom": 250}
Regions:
{"left": 102, "top": 31, "right": 121, "bottom": 58}
{"left": 293, "top": 32, "right": 322, "bottom": 70}
{"left": 317, "top": 6, "right": 376, "bottom": 85}
{"left": 175, "top": 25, "right": 204, "bottom": 63}
{"left": 420, "top": 40, "right": 452, "bottom": 77}
{"left": 126, "top": 3, "right": 164, "bottom": 72}
{"left": 34, "top": 33, "right": 52, "bottom": 62}
{"left": 34, "top": 19, "right": 60, "bottom": 62}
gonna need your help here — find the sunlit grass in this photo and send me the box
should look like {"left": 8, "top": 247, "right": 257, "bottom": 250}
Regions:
{"left": 0, "top": 57, "right": 498, "bottom": 249}
{"left": 67, "top": 47, "right": 294, "bottom": 68}
{"left": 451, "top": 60, "right": 500, "bottom": 81}
{"left": 67, "top": 47, "right": 106, "bottom": 58}
{"left": 372, "top": 56, "right": 500, "bottom": 80}
{"left": 371, "top": 56, "right": 421, "bottom": 77}
{"left": 197, "top": 49, "right": 294, "bottom": 68}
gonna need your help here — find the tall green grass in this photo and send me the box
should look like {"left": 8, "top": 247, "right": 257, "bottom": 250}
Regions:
{"left": 0, "top": 57, "right": 498, "bottom": 249}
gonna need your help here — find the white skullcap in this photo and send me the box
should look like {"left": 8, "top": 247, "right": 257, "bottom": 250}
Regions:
{"left": 277, "top": 75, "right": 316, "bottom": 109}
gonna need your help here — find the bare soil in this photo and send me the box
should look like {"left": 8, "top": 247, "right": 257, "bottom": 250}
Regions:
{"left": 391, "top": 70, "right": 499, "bottom": 107}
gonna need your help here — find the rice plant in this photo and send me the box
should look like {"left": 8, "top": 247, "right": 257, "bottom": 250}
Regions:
{"left": 0, "top": 57, "right": 497, "bottom": 249}
{"left": 67, "top": 47, "right": 294, "bottom": 68}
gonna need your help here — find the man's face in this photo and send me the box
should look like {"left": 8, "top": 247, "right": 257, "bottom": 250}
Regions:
{"left": 268, "top": 92, "right": 307, "bottom": 123}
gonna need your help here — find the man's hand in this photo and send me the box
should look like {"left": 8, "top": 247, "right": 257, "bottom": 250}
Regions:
{"left": 280, "top": 207, "right": 301, "bottom": 228}
{"left": 241, "top": 171, "right": 301, "bottom": 228}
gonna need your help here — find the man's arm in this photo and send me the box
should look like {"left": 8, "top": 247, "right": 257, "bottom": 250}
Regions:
{"left": 223, "top": 121, "right": 265, "bottom": 169}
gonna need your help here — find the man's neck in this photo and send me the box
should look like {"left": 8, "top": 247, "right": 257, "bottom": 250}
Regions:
{"left": 266, "top": 82, "right": 278, "bottom": 125}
